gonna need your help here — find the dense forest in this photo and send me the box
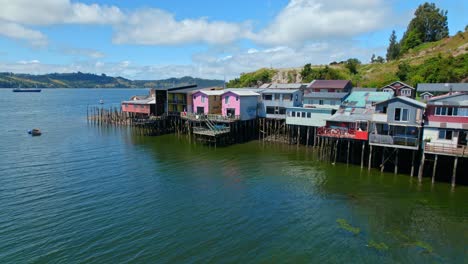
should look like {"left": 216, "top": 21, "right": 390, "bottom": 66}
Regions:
{"left": 0, "top": 72, "right": 224, "bottom": 89}
{"left": 227, "top": 2, "right": 468, "bottom": 88}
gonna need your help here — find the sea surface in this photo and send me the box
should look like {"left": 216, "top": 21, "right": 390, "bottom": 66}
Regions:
{"left": 0, "top": 88, "right": 467, "bottom": 263}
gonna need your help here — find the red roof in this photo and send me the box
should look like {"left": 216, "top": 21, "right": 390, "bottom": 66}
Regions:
{"left": 309, "top": 80, "right": 351, "bottom": 89}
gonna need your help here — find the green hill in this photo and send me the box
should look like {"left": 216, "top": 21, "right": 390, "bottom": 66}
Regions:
{"left": 227, "top": 31, "right": 468, "bottom": 88}
{"left": 0, "top": 72, "right": 224, "bottom": 89}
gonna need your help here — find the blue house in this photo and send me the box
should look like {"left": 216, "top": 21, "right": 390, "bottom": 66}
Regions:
{"left": 259, "top": 89, "right": 302, "bottom": 119}
{"left": 369, "top": 96, "right": 426, "bottom": 149}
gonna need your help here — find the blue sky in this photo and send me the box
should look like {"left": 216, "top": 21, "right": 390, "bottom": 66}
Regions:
{"left": 0, "top": 0, "right": 466, "bottom": 80}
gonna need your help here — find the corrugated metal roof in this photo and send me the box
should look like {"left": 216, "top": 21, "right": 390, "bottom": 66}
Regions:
{"left": 259, "top": 83, "right": 271, "bottom": 89}
{"left": 224, "top": 90, "right": 260, "bottom": 96}
{"left": 261, "top": 89, "right": 300, "bottom": 94}
{"left": 341, "top": 91, "right": 393, "bottom": 108}
{"left": 225, "top": 88, "right": 265, "bottom": 93}
{"left": 122, "top": 98, "right": 155, "bottom": 105}
{"left": 267, "top": 83, "right": 306, "bottom": 89}
{"left": 327, "top": 108, "right": 375, "bottom": 122}
{"left": 375, "top": 96, "right": 426, "bottom": 108}
{"left": 428, "top": 92, "right": 468, "bottom": 106}
{"left": 417, "top": 83, "right": 468, "bottom": 92}
{"left": 303, "top": 92, "right": 348, "bottom": 99}
{"left": 197, "top": 90, "right": 224, "bottom": 96}
{"left": 352, "top": 88, "right": 377, "bottom": 92}
{"left": 309, "top": 80, "right": 351, "bottom": 89}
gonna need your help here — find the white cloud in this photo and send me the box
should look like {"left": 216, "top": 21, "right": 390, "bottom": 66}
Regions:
{"left": 253, "top": 0, "right": 389, "bottom": 46}
{"left": 0, "top": 21, "right": 47, "bottom": 46}
{"left": 0, "top": 0, "right": 124, "bottom": 25}
{"left": 112, "top": 9, "right": 251, "bottom": 45}
{"left": 60, "top": 47, "right": 105, "bottom": 59}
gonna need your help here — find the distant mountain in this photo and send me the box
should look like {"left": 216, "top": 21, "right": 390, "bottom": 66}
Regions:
{"left": 0, "top": 72, "right": 224, "bottom": 89}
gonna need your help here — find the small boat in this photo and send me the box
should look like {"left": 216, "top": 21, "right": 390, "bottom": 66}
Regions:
{"left": 99, "top": 99, "right": 104, "bottom": 104}
{"left": 28, "top": 128, "right": 42, "bottom": 136}
{"left": 13, "top": 85, "right": 41, "bottom": 92}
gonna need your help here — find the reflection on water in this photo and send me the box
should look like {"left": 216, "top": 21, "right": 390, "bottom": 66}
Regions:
{"left": 0, "top": 89, "right": 467, "bottom": 263}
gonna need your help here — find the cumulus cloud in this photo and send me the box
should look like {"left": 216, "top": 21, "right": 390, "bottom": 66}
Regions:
{"left": 0, "top": 0, "right": 124, "bottom": 25}
{"left": 112, "top": 9, "right": 252, "bottom": 45}
{"left": 253, "top": 0, "right": 389, "bottom": 46}
{"left": 0, "top": 21, "right": 47, "bottom": 46}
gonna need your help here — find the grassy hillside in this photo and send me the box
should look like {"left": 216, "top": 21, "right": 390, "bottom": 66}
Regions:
{"left": 227, "top": 31, "right": 468, "bottom": 88}
{"left": 0, "top": 72, "right": 224, "bottom": 89}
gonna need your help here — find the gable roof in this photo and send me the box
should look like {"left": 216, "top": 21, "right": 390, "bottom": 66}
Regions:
{"left": 224, "top": 90, "right": 260, "bottom": 96}
{"left": 417, "top": 83, "right": 468, "bottom": 92}
{"left": 327, "top": 108, "right": 375, "bottom": 122}
{"left": 261, "top": 89, "right": 300, "bottom": 94}
{"left": 427, "top": 92, "right": 468, "bottom": 106}
{"left": 381, "top": 81, "right": 415, "bottom": 91}
{"left": 195, "top": 90, "right": 224, "bottom": 96}
{"left": 375, "top": 96, "right": 426, "bottom": 109}
{"left": 309, "top": 80, "right": 351, "bottom": 89}
{"left": 122, "top": 98, "right": 155, "bottom": 105}
{"left": 266, "top": 83, "right": 306, "bottom": 89}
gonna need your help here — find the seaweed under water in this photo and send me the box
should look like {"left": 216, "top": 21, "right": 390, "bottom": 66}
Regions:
{"left": 336, "top": 218, "right": 360, "bottom": 235}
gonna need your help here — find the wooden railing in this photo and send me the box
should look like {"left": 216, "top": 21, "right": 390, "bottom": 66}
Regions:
{"left": 317, "top": 127, "right": 368, "bottom": 140}
{"left": 369, "top": 134, "right": 418, "bottom": 147}
{"left": 424, "top": 142, "right": 468, "bottom": 157}
{"left": 180, "top": 112, "right": 240, "bottom": 122}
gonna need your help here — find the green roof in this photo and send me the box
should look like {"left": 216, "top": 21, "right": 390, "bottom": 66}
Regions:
{"left": 341, "top": 91, "right": 393, "bottom": 108}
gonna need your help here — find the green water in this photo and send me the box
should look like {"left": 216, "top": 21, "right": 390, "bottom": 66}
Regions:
{"left": 0, "top": 89, "right": 467, "bottom": 263}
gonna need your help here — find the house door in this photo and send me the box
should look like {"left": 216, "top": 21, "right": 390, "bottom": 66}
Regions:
{"left": 226, "top": 108, "right": 236, "bottom": 117}
{"left": 196, "top": 107, "right": 205, "bottom": 114}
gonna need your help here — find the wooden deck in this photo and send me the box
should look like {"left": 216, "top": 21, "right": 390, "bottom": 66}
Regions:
{"left": 192, "top": 126, "right": 230, "bottom": 136}
{"left": 180, "top": 112, "right": 240, "bottom": 123}
{"left": 317, "top": 127, "right": 368, "bottom": 140}
{"left": 424, "top": 143, "right": 468, "bottom": 157}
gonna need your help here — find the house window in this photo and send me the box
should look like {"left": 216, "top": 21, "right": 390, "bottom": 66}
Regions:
{"left": 394, "top": 108, "right": 408, "bottom": 121}
{"left": 279, "top": 107, "right": 286, "bottom": 115}
{"left": 236, "top": 96, "right": 239, "bottom": 101}
{"left": 301, "top": 112, "right": 306, "bottom": 118}
{"left": 292, "top": 111, "right": 296, "bottom": 117}
{"left": 295, "top": 94, "right": 298, "bottom": 101}
{"left": 401, "top": 89, "right": 411, "bottom": 96}
{"left": 263, "top": 94, "right": 272, "bottom": 100}
{"left": 266, "top": 106, "right": 275, "bottom": 114}
{"left": 438, "top": 130, "right": 453, "bottom": 140}
{"left": 319, "top": 100, "right": 324, "bottom": 105}
{"left": 201, "top": 96, "right": 205, "bottom": 103}
{"left": 436, "top": 107, "right": 459, "bottom": 116}
{"left": 307, "top": 112, "right": 311, "bottom": 118}
{"left": 225, "top": 96, "right": 229, "bottom": 104}
{"left": 283, "top": 94, "right": 292, "bottom": 101}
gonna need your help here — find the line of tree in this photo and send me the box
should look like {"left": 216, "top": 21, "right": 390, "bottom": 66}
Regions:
{"left": 386, "top": 2, "right": 449, "bottom": 61}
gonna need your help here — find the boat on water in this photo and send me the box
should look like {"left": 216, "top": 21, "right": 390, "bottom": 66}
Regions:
{"left": 28, "top": 128, "right": 42, "bottom": 136}
{"left": 13, "top": 85, "right": 42, "bottom": 92}
{"left": 99, "top": 99, "right": 104, "bottom": 104}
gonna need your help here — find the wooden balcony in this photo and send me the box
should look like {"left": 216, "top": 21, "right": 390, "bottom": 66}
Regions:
{"left": 317, "top": 127, "right": 368, "bottom": 140}
{"left": 369, "top": 134, "right": 419, "bottom": 150}
{"left": 180, "top": 112, "right": 240, "bottom": 123}
{"left": 424, "top": 143, "right": 468, "bottom": 157}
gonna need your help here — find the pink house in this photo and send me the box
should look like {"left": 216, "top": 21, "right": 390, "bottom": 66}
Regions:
{"left": 222, "top": 90, "right": 260, "bottom": 120}
{"left": 192, "top": 90, "right": 224, "bottom": 114}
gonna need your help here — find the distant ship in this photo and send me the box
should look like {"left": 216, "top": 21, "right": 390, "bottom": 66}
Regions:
{"left": 13, "top": 85, "right": 41, "bottom": 92}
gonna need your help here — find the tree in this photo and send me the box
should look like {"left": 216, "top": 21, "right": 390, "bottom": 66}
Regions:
{"left": 375, "top": 56, "right": 385, "bottom": 63}
{"left": 400, "top": 2, "right": 448, "bottom": 52}
{"left": 370, "top": 54, "right": 376, "bottom": 63}
{"left": 396, "top": 62, "right": 411, "bottom": 81}
{"left": 345, "top": 58, "right": 361, "bottom": 75}
{"left": 300, "top": 63, "right": 313, "bottom": 80}
{"left": 386, "top": 30, "right": 400, "bottom": 61}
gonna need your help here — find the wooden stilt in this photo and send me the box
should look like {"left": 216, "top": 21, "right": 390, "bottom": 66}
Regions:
{"left": 306, "top": 127, "right": 310, "bottom": 147}
{"left": 394, "top": 149, "right": 399, "bottom": 175}
{"left": 297, "top": 126, "right": 300, "bottom": 147}
{"left": 334, "top": 139, "right": 339, "bottom": 164}
{"left": 418, "top": 152, "right": 425, "bottom": 183}
{"left": 368, "top": 145, "right": 373, "bottom": 171}
{"left": 360, "top": 141, "right": 365, "bottom": 169}
{"left": 410, "top": 150, "right": 416, "bottom": 177}
{"left": 347, "top": 140, "right": 351, "bottom": 165}
{"left": 381, "top": 147, "right": 385, "bottom": 172}
{"left": 431, "top": 154, "right": 438, "bottom": 184}
{"left": 452, "top": 156, "right": 458, "bottom": 188}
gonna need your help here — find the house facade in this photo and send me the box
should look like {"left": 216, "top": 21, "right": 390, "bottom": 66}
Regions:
{"left": 369, "top": 97, "right": 426, "bottom": 149}
{"left": 423, "top": 93, "right": 468, "bottom": 156}
{"left": 381, "top": 81, "right": 415, "bottom": 98}
{"left": 302, "top": 92, "right": 348, "bottom": 108}
{"left": 286, "top": 107, "right": 336, "bottom": 127}
{"left": 167, "top": 85, "right": 199, "bottom": 115}
{"left": 259, "top": 89, "right": 302, "bottom": 119}
{"left": 222, "top": 91, "right": 260, "bottom": 120}
{"left": 192, "top": 90, "right": 223, "bottom": 114}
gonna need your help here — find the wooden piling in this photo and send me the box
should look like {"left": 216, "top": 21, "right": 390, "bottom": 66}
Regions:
{"left": 418, "top": 152, "right": 425, "bottom": 183}
{"left": 431, "top": 154, "right": 438, "bottom": 184}
{"left": 368, "top": 145, "right": 372, "bottom": 171}
{"left": 360, "top": 141, "right": 365, "bottom": 169}
{"left": 394, "top": 149, "right": 399, "bottom": 175}
{"left": 452, "top": 156, "right": 458, "bottom": 188}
